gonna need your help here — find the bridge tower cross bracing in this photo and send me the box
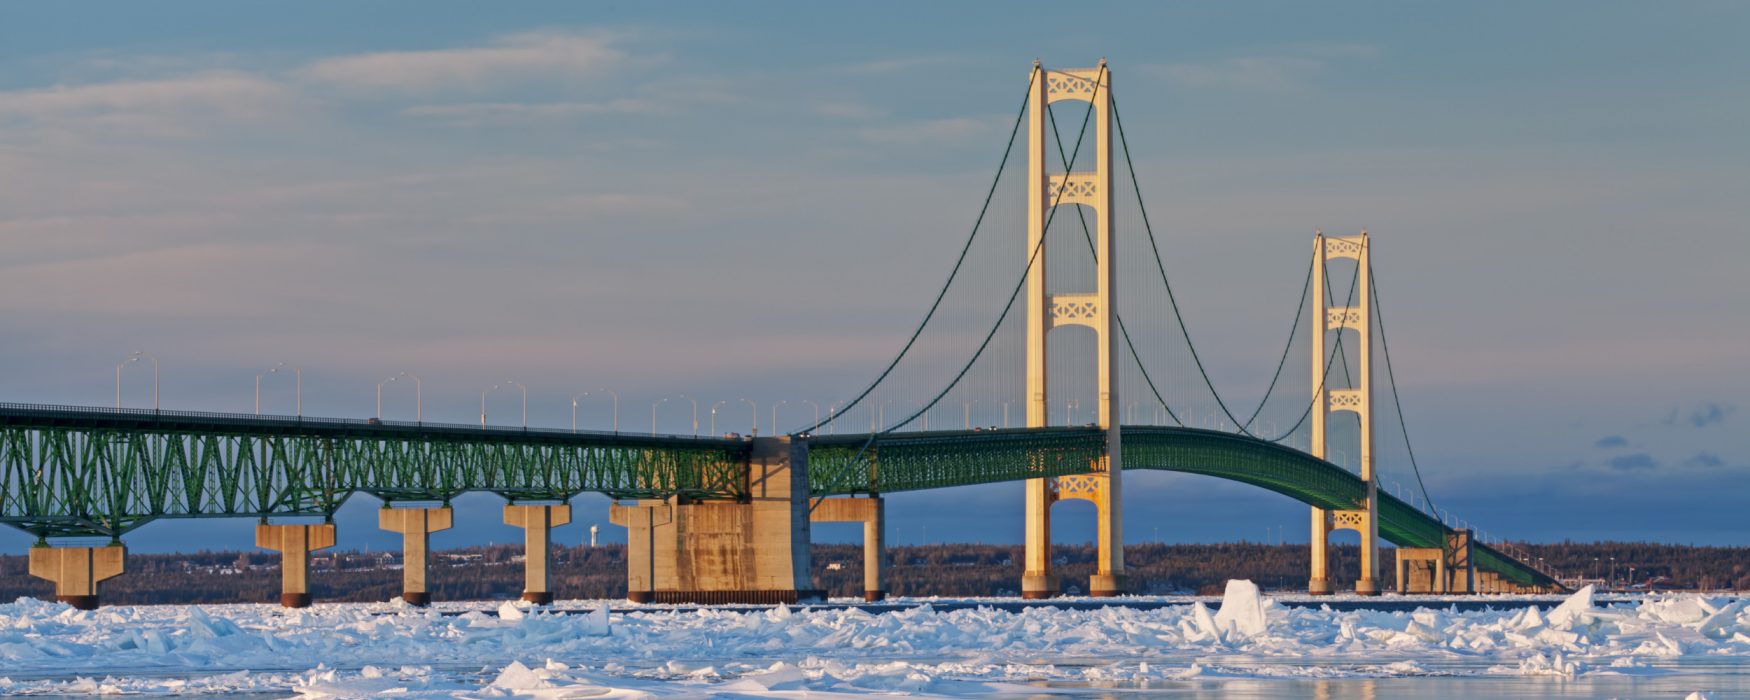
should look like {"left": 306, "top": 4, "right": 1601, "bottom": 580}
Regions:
{"left": 1308, "top": 231, "right": 1381, "bottom": 595}
{"left": 1022, "top": 60, "right": 1125, "bottom": 599}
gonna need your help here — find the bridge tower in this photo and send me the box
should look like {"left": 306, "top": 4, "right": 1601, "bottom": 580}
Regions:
{"left": 1307, "top": 231, "right": 1380, "bottom": 595}
{"left": 1022, "top": 60, "right": 1125, "bottom": 598}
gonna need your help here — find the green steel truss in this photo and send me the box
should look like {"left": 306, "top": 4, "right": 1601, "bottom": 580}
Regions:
{"left": 816, "top": 425, "right": 1558, "bottom": 589}
{"left": 0, "top": 403, "right": 1554, "bottom": 589}
{"left": 0, "top": 404, "right": 748, "bottom": 539}
{"left": 808, "top": 427, "right": 1108, "bottom": 496}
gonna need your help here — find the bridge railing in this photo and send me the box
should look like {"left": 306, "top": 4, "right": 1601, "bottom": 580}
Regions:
{"left": 0, "top": 402, "right": 739, "bottom": 445}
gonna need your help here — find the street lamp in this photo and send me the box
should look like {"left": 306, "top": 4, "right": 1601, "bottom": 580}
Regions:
{"left": 115, "top": 350, "right": 160, "bottom": 411}
{"left": 771, "top": 400, "right": 788, "bottom": 437}
{"left": 709, "top": 400, "right": 728, "bottom": 436}
{"left": 377, "top": 372, "right": 422, "bottom": 422}
{"left": 679, "top": 394, "right": 699, "bottom": 436}
{"left": 256, "top": 363, "right": 302, "bottom": 416}
{"left": 651, "top": 397, "right": 669, "bottom": 435}
{"left": 964, "top": 399, "right": 978, "bottom": 429}
{"left": 827, "top": 402, "right": 839, "bottom": 435}
{"left": 1001, "top": 400, "right": 1011, "bottom": 429}
{"left": 571, "top": 388, "right": 618, "bottom": 434}
{"left": 801, "top": 400, "right": 821, "bottom": 434}
{"left": 740, "top": 398, "right": 757, "bottom": 436}
{"left": 481, "top": 381, "right": 527, "bottom": 428}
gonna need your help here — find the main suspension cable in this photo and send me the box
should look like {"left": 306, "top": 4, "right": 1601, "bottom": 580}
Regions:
{"left": 1371, "top": 264, "right": 1439, "bottom": 518}
{"left": 800, "top": 70, "right": 1037, "bottom": 435}
{"left": 1111, "top": 93, "right": 1326, "bottom": 441}
{"left": 878, "top": 65, "right": 1108, "bottom": 437}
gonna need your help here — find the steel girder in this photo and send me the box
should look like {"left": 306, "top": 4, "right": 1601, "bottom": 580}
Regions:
{"left": 814, "top": 424, "right": 1558, "bottom": 590}
{"left": 0, "top": 404, "right": 748, "bottom": 539}
{"left": 808, "top": 427, "right": 1107, "bottom": 496}
{"left": 0, "top": 403, "right": 1557, "bottom": 588}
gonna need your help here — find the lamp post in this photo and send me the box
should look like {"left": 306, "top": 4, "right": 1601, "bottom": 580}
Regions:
{"left": 740, "top": 398, "right": 757, "bottom": 436}
{"left": 481, "top": 381, "right": 527, "bottom": 428}
{"left": 377, "top": 372, "right": 422, "bottom": 422}
{"left": 709, "top": 400, "right": 728, "bottom": 436}
{"left": 1001, "top": 400, "right": 1011, "bottom": 429}
{"left": 115, "top": 351, "right": 160, "bottom": 411}
{"left": 674, "top": 394, "right": 698, "bottom": 436}
{"left": 571, "top": 389, "right": 618, "bottom": 433}
{"left": 827, "top": 402, "right": 839, "bottom": 435}
{"left": 770, "top": 400, "right": 788, "bottom": 437}
{"left": 255, "top": 363, "right": 302, "bottom": 416}
{"left": 801, "top": 400, "right": 821, "bottom": 434}
{"left": 651, "top": 397, "right": 669, "bottom": 435}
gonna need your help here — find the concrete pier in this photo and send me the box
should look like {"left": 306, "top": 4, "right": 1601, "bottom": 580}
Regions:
{"left": 28, "top": 544, "right": 126, "bottom": 609}
{"left": 610, "top": 436, "right": 820, "bottom": 604}
{"left": 504, "top": 503, "right": 570, "bottom": 604}
{"left": 1308, "top": 508, "right": 1333, "bottom": 594}
{"left": 378, "top": 506, "right": 453, "bottom": 606}
{"left": 1020, "top": 478, "right": 1059, "bottom": 599}
{"left": 255, "top": 523, "right": 335, "bottom": 608}
{"left": 810, "top": 496, "right": 885, "bottom": 601}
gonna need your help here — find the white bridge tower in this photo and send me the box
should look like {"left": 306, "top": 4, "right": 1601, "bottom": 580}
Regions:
{"left": 1022, "top": 60, "right": 1125, "bottom": 598}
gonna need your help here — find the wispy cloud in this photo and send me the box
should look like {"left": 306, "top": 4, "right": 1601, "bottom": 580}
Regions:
{"left": 298, "top": 32, "right": 625, "bottom": 92}
{"left": 1684, "top": 402, "right": 1737, "bottom": 428}
{"left": 401, "top": 99, "right": 659, "bottom": 127}
{"left": 811, "top": 100, "right": 884, "bottom": 120}
{"left": 1594, "top": 435, "right": 1629, "bottom": 449}
{"left": 0, "top": 71, "right": 298, "bottom": 138}
{"left": 832, "top": 55, "right": 959, "bottom": 76}
{"left": 855, "top": 116, "right": 998, "bottom": 146}
{"left": 1606, "top": 453, "right": 1658, "bottom": 471}
{"left": 1142, "top": 43, "right": 1378, "bottom": 92}
{"left": 1685, "top": 452, "right": 1726, "bottom": 468}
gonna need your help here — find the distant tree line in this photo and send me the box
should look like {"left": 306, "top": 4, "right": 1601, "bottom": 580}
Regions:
{"left": 1, "top": 541, "right": 1741, "bottom": 605}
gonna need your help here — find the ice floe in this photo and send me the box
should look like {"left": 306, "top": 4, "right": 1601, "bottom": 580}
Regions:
{"left": 0, "top": 582, "right": 1744, "bottom": 696}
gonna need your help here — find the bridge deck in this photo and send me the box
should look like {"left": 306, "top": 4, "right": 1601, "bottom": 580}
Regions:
{"left": 0, "top": 403, "right": 1556, "bottom": 589}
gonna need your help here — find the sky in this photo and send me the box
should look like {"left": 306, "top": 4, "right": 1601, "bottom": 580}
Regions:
{"left": 1, "top": 2, "right": 1747, "bottom": 555}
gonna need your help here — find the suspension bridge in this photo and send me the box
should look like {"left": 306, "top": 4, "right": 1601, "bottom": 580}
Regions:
{"left": 1, "top": 61, "right": 1563, "bottom": 609}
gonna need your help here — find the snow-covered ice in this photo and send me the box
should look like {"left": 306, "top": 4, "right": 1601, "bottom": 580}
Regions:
{"left": 0, "top": 582, "right": 1745, "bottom": 697}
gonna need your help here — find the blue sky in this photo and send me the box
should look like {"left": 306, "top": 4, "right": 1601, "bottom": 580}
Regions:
{"left": 1, "top": 2, "right": 1746, "bottom": 553}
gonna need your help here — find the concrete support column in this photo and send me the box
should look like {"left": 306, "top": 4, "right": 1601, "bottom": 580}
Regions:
{"left": 1021, "top": 478, "right": 1058, "bottom": 599}
{"left": 1089, "top": 473, "right": 1126, "bottom": 597}
{"left": 256, "top": 523, "right": 335, "bottom": 608}
{"left": 1447, "top": 529, "right": 1475, "bottom": 594}
{"left": 1435, "top": 552, "right": 1448, "bottom": 594}
{"left": 378, "top": 507, "right": 453, "bottom": 606}
{"left": 1308, "top": 508, "right": 1332, "bottom": 594}
{"left": 1395, "top": 550, "right": 1407, "bottom": 594}
{"left": 862, "top": 498, "right": 886, "bottom": 601}
{"left": 28, "top": 544, "right": 126, "bottom": 610}
{"left": 610, "top": 500, "right": 670, "bottom": 603}
{"left": 1354, "top": 511, "right": 1380, "bottom": 596}
{"left": 504, "top": 504, "right": 570, "bottom": 604}
{"left": 809, "top": 496, "right": 886, "bottom": 602}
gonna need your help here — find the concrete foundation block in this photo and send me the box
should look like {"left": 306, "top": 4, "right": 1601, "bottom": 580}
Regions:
{"left": 28, "top": 544, "right": 126, "bottom": 609}
{"left": 256, "top": 523, "right": 335, "bottom": 608}
{"left": 379, "top": 506, "right": 453, "bottom": 606}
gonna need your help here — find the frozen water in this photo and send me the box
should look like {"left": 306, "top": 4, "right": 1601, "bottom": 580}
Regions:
{"left": 0, "top": 581, "right": 1745, "bottom": 697}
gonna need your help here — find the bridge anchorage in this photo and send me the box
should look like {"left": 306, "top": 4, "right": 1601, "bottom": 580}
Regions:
{"left": 1, "top": 59, "right": 1566, "bottom": 609}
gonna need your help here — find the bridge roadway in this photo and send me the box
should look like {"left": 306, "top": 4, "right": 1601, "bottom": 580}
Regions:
{"left": 0, "top": 402, "right": 1556, "bottom": 590}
